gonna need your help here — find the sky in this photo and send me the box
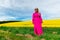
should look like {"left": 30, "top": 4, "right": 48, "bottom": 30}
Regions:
{"left": 0, "top": 0, "right": 60, "bottom": 21}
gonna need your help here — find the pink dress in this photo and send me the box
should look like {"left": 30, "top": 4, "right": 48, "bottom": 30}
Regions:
{"left": 32, "top": 12, "right": 43, "bottom": 36}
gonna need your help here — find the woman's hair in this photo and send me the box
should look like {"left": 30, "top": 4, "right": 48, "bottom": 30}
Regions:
{"left": 35, "top": 8, "right": 39, "bottom": 10}
{"left": 34, "top": 8, "right": 39, "bottom": 12}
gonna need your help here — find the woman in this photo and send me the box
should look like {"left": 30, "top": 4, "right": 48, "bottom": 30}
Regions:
{"left": 32, "top": 8, "right": 43, "bottom": 36}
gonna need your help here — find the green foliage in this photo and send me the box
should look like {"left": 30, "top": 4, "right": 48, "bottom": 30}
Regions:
{"left": 0, "top": 26, "right": 60, "bottom": 40}
{"left": 0, "top": 21, "right": 21, "bottom": 24}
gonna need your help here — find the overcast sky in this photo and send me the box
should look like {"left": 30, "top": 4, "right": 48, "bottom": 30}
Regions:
{"left": 0, "top": 0, "right": 60, "bottom": 21}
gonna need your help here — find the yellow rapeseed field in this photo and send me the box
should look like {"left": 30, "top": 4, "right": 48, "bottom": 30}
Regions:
{"left": 0, "top": 19, "right": 60, "bottom": 27}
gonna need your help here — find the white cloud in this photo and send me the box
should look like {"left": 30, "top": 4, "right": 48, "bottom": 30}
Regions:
{"left": 0, "top": 0, "right": 60, "bottom": 20}
{"left": 12, "top": 0, "right": 60, "bottom": 15}
{"left": 0, "top": 0, "right": 11, "bottom": 8}
{"left": 0, "top": 16, "right": 16, "bottom": 21}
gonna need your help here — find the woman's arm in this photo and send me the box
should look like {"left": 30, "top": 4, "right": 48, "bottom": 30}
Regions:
{"left": 39, "top": 13, "right": 43, "bottom": 23}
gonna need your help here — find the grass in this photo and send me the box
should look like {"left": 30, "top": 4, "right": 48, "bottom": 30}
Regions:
{"left": 0, "top": 26, "right": 60, "bottom": 40}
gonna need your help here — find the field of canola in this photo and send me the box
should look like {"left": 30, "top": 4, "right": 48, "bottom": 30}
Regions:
{"left": 0, "top": 19, "right": 60, "bottom": 27}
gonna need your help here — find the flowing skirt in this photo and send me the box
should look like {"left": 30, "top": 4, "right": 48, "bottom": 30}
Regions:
{"left": 34, "top": 23, "right": 43, "bottom": 36}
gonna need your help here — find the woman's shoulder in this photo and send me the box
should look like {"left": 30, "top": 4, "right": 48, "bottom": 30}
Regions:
{"left": 33, "top": 12, "right": 35, "bottom": 15}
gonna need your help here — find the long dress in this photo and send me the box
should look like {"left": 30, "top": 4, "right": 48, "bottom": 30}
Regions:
{"left": 32, "top": 12, "right": 43, "bottom": 36}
